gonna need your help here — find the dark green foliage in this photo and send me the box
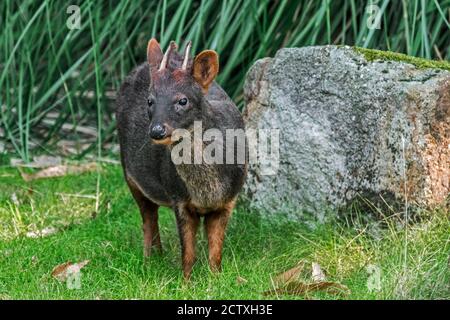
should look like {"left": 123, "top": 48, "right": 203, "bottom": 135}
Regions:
{"left": 1, "top": 0, "right": 449, "bottom": 160}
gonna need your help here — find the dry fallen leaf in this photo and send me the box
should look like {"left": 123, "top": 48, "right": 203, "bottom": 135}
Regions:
{"left": 51, "top": 260, "right": 90, "bottom": 282}
{"left": 26, "top": 227, "right": 58, "bottom": 238}
{"left": 312, "top": 262, "right": 326, "bottom": 282}
{"left": 274, "top": 261, "right": 305, "bottom": 285}
{"left": 2, "top": 249, "right": 13, "bottom": 257}
{"left": 41, "top": 119, "right": 98, "bottom": 137}
{"left": 264, "top": 280, "right": 350, "bottom": 297}
{"left": 51, "top": 262, "right": 72, "bottom": 281}
{"left": 20, "top": 162, "right": 98, "bottom": 181}
{"left": 266, "top": 261, "right": 349, "bottom": 297}
{"left": 32, "top": 155, "right": 62, "bottom": 168}
{"left": 10, "top": 156, "right": 62, "bottom": 168}
{"left": 10, "top": 158, "right": 24, "bottom": 167}
{"left": 57, "top": 140, "right": 93, "bottom": 156}
{"left": 236, "top": 276, "right": 248, "bottom": 285}
{"left": 10, "top": 192, "right": 19, "bottom": 206}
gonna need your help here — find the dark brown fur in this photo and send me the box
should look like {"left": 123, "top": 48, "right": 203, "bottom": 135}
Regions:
{"left": 116, "top": 39, "right": 247, "bottom": 278}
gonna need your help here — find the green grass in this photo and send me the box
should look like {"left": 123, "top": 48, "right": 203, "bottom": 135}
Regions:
{"left": 0, "top": 164, "right": 448, "bottom": 299}
{"left": 1, "top": 0, "right": 449, "bottom": 160}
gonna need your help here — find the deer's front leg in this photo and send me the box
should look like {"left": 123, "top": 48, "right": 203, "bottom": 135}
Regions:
{"left": 175, "top": 203, "right": 200, "bottom": 279}
{"left": 127, "top": 177, "right": 161, "bottom": 258}
{"left": 204, "top": 201, "right": 234, "bottom": 273}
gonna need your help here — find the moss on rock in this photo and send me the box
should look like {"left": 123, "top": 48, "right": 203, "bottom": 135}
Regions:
{"left": 353, "top": 47, "right": 450, "bottom": 72}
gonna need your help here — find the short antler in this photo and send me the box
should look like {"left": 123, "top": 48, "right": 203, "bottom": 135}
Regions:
{"left": 159, "top": 41, "right": 177, "bottom": 71}
{"left": 182, "top": 41, "right": 192, "bottom": 70}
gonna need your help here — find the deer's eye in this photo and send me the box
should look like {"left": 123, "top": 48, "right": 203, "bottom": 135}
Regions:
{"left": 178, "top": 98, "right": 188, "bottom": 106}
{"left": 147, "top": 98, "right": 154, "bottom": 119}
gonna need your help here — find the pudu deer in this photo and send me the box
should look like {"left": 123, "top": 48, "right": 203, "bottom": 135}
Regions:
{"left": 116, "top": 39, "right": 247, "bottom": 278}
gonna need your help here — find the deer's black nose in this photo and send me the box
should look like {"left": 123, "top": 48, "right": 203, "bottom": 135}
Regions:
{"left": 150, "top": 123, "right": 167, "bottom": 140}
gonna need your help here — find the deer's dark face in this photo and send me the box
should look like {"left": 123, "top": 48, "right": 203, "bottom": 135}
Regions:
{"left": 146, "top": 39, "right": 219, "bottom": 145}
{"left": 147, "top": 69, "right": 203, "bottom": 144}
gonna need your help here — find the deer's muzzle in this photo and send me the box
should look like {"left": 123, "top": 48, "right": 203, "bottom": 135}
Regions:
{"left": 150, "top": 123, "right": 167, "bottom": 140}
{"left": 150, "top": 123, "right": 174, "bottom": 145}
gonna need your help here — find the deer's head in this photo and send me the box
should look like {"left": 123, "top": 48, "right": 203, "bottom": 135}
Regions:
{"left": 146, "top": 39, "right": 219, "bottom": 145}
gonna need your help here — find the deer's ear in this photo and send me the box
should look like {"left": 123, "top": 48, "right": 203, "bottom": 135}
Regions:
{"left": 147, "top": 38, "right": 163, "bottom": 69}
{"left": 192, "top": 50, "right": 219, "bottom": 92}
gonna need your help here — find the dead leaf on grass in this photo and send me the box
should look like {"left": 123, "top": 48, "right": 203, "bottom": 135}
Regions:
{"left": 2, "top": 249, "right": 13, "bottom": 257}
{"left": 273, "top": 261, "right": 305, "bottom": 285}
{"left": 236, "top": 276, "right": 248, "bottom": 285}
{"left": 10, "top": 158, "right": 24, "bottom": 167}
{"left": 26, "top": 227, "right": 58, "bottom": 238}
{"left": 312, "top": 262, "right": 326, "bottom": 282}
{"left": 10, "top": 192, "right": 19, "bottom": 206}
{"left": 266, "top": 261, "right": 349, "bottom": 297}
{"left": 10, "top": 156, "right": 62, "bottom": 168}
{"left": 20, "top": 162, "right": 98, "bottom": 181}
{"left": 32, "top": 155, "right": 62, "bottom": 168}
{"left": 51, "top": 260, "right": 90, "bottom": 282}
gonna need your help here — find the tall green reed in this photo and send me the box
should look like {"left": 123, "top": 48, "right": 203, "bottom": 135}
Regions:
{"left": 0, "top": 0, "right": 448, "bottom": 160}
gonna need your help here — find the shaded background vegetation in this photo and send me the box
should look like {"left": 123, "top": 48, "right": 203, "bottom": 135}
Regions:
{"left": 1, "top": 0, "right": 449, "bottom": 161}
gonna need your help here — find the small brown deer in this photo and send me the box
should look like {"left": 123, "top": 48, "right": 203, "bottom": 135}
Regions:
{"left": 116, "top": 39, "right": 247, "bottom": 278}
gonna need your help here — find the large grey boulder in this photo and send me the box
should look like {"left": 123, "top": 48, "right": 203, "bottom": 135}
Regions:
{"left": 242, "top": 45, "right": 449, "bottom": 219}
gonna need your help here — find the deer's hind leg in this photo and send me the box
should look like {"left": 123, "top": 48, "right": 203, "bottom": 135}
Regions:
{"left": 204, "top": 201, "right": 234, "bottom": 273}
{"left": 127, "top": 178, "right": 162, "bottom": 258}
